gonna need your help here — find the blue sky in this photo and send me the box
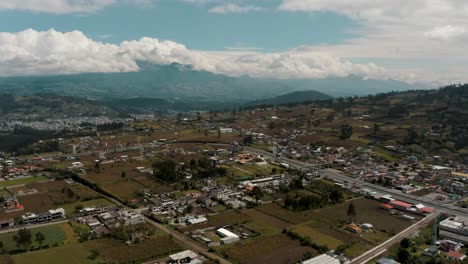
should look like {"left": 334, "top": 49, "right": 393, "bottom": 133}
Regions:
{"left": 0, "top": 0, "right": 467, "bottom": 85}
{"left": 0, "top": 1, "right": 358, "bottom": 51}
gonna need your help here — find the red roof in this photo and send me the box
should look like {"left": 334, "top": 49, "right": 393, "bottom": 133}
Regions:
{"left": 419, "top": 207, "right": 434, "bottom": 213}
{"left": 447, "top": 250, "right": 465, "bottom": 259}
{"left": 390, "top": 200, "right": 413, "bottom": 208}
{"left": 379, "top": 203, "right": 393, "bottom": 209}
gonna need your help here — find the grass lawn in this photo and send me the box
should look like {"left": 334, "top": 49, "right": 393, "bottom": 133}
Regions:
{"left": 12, "top": 243, "right": 98, "bottom": 264}
{"left": 0, "top": 223, "right": 68, "bottom": 252}
{"left": 0, "top": 176, "right": 49, "bottom": 188}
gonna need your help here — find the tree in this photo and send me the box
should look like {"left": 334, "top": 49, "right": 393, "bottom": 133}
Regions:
{"left": 35, "top": 232, "right": 45, "bottom": 247}
{"left": 340, "top": 124, "right": 353, "bottom": 140}
{"left": 243, "top": 135, "right": 254, "bottom": 146}
{"left": 75, "top": 204, "right": 84, "bottom": 213}
{"left": 251, "top": 186, "right": 264, "bottom": 201}
{"left": 347, "top": 202, "right": 357, "bottom": 221}
{"left": 400, "top": 238, "right": 410, "bottom": 249}
{"left": 373, "top": 123, "right": 380, "bottom": 137}
{"left": 396, "top": 248, "right": 411, "bottom": 264}
{"left": 13, "top": 228, "right": 32, "bottom": 250}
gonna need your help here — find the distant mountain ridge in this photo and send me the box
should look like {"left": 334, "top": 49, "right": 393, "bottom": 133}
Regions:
{"left": 0, "top": 62, "right": 425, "bottom": 101}
{"left": 245, "top": 90, "right": 332, "bottom": 106}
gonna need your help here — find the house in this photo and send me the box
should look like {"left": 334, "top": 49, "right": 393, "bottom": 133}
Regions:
{"left": 440, "top": 239, "right": 463, "bottom": 252}
{"left": 168, "top": 250, "right": 201, "bottom": 264}
{"left": 301, "top": 253, "right": 340, "bottom": 264}
{"left": 217, "top": 228, "right": 240, "bottom": 244}
{"left": 446, "top": 250, "right": 467, "bottom": 261}
{"left": 379, "top": 203, "right": 394, "bottom": 211}
{"left": 21, "top": 208, "right": 65, "bottom": 225}
{"left": 422, "top": 246, "right": 439, "bottom": 257}
{"left": 377, "top": 258, "right": 400, "bottom": 264}
{"left": 185, "top": 216, "right": 208, "bottom": 225}
{"left": 0, "top": 218, "right": 14, "bottom": 228}
{"left": 345, "top": 223, "right": 361, "bottom": 234}
{"left": 389, "top": 200, "right": 413, "bottom": 211}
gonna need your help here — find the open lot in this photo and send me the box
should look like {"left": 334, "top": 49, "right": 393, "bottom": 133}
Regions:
{"left": 84, "top": 235, "right": 184, "bottom": 263}
{"left": 12, "top": 243, "right": 98, "bottom": 264}
{"left": 18, "top": 192, "right": 56, "bottom": 213}
{"left": 226, "top": 234, "right": 315, "bottom": 264}
{"left": 0, "top": 176, "right": 49, "bottom": 188}
{"left": 316, "top": 197, "right": 415, "bottom": 235}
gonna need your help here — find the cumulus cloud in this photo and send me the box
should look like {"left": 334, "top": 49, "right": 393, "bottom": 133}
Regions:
{"left": 209, "top": 3, "right": 263, "bottom": 14}
{"left": 0, "top": 29, "right": 392, "bottom": 80}
{"left": 0, "top": 0, "right": 152, "bottom": 14}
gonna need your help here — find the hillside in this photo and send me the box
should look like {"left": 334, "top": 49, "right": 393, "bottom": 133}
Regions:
{"left": 246, "top": 90, "right": 332, "bottom": 106}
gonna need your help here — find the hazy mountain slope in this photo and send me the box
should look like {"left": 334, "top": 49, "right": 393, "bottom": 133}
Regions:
{"left": 0, "top": 63, "right": 424, "bottom": 101}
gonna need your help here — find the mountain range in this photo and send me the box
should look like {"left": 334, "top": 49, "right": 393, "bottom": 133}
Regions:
{"left": 0, "top": 62, "right": 425, "bottom": 103}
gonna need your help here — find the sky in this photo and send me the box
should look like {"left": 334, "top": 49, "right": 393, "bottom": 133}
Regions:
{"left": 0, "top": 0, "right": 467, "bottom": 85}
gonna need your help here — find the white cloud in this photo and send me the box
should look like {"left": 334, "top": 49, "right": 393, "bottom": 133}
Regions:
{"left": 0, "top": 0, "right": 152, "bottom": 14}
{"left": 209, "top": 3, "right": 263, "bottom": 14}
{"left": 0, "top": 29, "right": 393, "bottom": 80}
{"left": 424, "top": 25, "right": 467, "bottom": 40}
{"left": 278, "top": 0, "right": 468, "bottom": 84}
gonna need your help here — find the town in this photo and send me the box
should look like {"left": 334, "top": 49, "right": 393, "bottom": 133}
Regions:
{"left": 0, "top": 86, "right": 466, "bottom": 264}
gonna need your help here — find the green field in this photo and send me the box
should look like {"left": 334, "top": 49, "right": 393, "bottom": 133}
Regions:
{"left": 12, "top": 243, "right": 98, "bottom": 264}
{"left": 0, "top": 176, "right": 49, "bottom": 188}
{"left": 0, "top": 224, "right": 68, "bottom": 252}
{"left": 291, "top": 225, "right": 343, "bottom": 249}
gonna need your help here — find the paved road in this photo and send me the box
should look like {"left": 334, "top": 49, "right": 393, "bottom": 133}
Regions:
{"left": 351, "top": 213, "right": 437, "bottom": 263}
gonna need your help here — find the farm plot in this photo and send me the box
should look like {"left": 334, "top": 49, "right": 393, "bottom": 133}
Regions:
{"left": 0, "top": 175, "right": 49, "bottom": 188}
{"left": 226, "top": 234, "right": 316, "bottom": 264}
{"left": 18, "top": 192, "right": 56, "bottom": 213}
{"left": 12, "top": 243, "right": 97, "bottom": 264}
{"left": 316, "top": 197, "right": 415, "bottom": 234}
{"left": 290, "top": 225, "right": 343, "bottom": 249}
{"left": 84, "top": 235, "right": 184, "bottom": 263}
{"left": 133, "top": 176, "right": 173, "bottom": 194}
{"left": 255, "top": 203, "right": 315, "bottom": 224}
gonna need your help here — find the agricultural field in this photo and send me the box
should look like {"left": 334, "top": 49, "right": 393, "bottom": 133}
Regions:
{"left": 0, "top": 176, "right": 49, "bottom": 188}
{"left": 18, "top": 192, "right": 56, "bottom": 213}
{"left": 83, "top": 160, "right": 161, "bottom": 202}
{"left": 12, "top": 243, "right": 98, "bottom": 264}
{"left": 83, "top": 235, "right": 184, "bottom": 263}
{"left": 316, "top": 197, "right": 415, "bottom": 235}
{"left": 225, "top": 234, "right": 315, "bottom": 264}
